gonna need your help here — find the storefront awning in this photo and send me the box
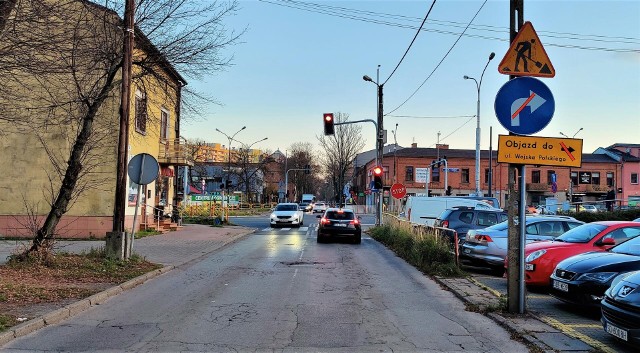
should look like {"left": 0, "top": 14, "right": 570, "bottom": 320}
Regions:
{"left": 161, "top": 167, "right": 175, "bottom": 177}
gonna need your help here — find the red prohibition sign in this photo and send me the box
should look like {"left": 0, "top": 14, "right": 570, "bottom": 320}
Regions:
{"left": 390, "top": 183, "right": 407, "bottom": 199}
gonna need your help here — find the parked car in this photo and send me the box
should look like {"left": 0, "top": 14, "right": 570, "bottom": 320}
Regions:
{"left": 601, "top": 270, "right": 640, "bottom": 344}
{"left": 405, "top": 196, "right": 499, "bottom": 226}
{"left": 434, "top": 206, "right": 507, "bottom": 244}
{"left": 579, "top": 204, "right": 599, "bottom": 213}
{"left": 270, "top": 203, "right": 304, "bottom": 228}
{"left": 316, "top": 208, "right": 361, "bottom": 244}
{"left": 461, "top": 215, "right": 583, "bottom": 270}
{"left": 521, "top": 222, "right": 640, "bottom": 286}
{"left": 549, "top": 234, "right": 640, "bottom": 307}
{"left": 634, "top": 218, "right": 640, "bottom": 222}
{"left": 312, "top": 202, "right": 328, "bottom": 213}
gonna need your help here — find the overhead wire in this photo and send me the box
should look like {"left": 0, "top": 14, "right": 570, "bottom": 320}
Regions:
{"left": 382, "top": 0, "right": 436, "bottom": 86}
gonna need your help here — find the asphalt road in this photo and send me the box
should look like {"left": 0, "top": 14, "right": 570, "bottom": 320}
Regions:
{"left": 3, "top": 216, "right": 526, "bottom": 352}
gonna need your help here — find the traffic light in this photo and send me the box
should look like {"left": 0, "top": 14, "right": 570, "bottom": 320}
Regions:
{"left": 373, "top": 165, "right": 383, "bottom": 190}
{"left": 323, "top": 113, "right": 335, "bottom": 135}
{"left": 304, "top": 164, "right": 311, "bottom": 174}
{"left": 446, "top": 185, "right": 452, "bottom": 196}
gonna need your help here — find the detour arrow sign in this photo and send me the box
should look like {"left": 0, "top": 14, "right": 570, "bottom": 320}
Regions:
{"left": 390, "top": 183, "right": 407, "bottom": 199}
{"left": 497, "top": 135, "right": 583, "bottom": 168}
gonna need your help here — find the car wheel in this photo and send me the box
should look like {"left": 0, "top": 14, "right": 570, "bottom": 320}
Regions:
{"left": 353, "top": 233, "right": 362, "bottom": 244}
{"left": 270, "top": 224, "right": 274, "bottom": 228}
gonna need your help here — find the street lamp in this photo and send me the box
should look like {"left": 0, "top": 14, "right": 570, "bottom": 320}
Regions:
{"left": 363, "top": 67, "right": 384, "bottom": 226}
{"left": 234, "top": 137, "right": 268, "bottom": 204}
{"left": 464, "top": 52, "right": 495, "bottom": 197}
{"left": 216, "top": 126, "right": 246, "bottom": 207}
{"left": 559, "top": 128, "right": 583, "bottom": 138}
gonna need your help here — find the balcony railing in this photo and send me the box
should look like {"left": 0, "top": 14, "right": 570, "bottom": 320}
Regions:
{"left": 158, "top": 138, "right": 193, "bottom": 166}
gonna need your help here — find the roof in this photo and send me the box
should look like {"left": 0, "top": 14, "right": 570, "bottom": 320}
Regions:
{"left": 608, "top": 143, "right": 640, "bottom": 149}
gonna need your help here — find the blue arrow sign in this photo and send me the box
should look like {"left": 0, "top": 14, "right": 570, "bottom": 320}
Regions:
{"left": 494, "top": 77, "right": 555, "bottom": 135}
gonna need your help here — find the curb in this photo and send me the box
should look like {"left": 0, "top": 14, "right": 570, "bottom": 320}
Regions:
{"left": 433, "top": 276, "right": 597, "bottom": 353}
{"left": 0, "top": 227, "right": 256, "bottom": 347}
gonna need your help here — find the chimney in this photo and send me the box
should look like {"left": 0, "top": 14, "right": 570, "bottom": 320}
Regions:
{"left": 411, "top": 142, "right": 418, "bottom": 148}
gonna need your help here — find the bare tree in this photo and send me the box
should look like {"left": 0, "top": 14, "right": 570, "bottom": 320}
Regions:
{"left": 317, "top": 112, "right": 365, "bottom": 205}
{"left": 0, "top": 0, "right": 242, "bottom": 254}
{"left": 232, "top": 147, "right": 273, "bottom": 203}
{"left": 287, "top": 142, "right": 323, "bottom": 202}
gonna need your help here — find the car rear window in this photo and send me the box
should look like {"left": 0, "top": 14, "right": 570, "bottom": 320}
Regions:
{"left": 326, "top": 211, "right": 355, "bottom": 220}
{"left": 477, "top": 212, "right": 499, "bottom": 227}
{"left": 458, "top": 212, "right": 474, "bottom": 224}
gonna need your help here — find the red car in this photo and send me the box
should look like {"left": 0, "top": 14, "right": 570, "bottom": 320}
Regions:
{"left": 519, "top": 222, "right": 640, "bottom": 287}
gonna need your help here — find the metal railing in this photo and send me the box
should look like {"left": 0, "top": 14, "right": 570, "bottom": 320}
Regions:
{"left": 158, "top": 138, "right": 193, "bottom": 166}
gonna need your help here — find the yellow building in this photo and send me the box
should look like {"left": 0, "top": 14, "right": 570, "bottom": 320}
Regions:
{"left": 195, "top": 144, "right": 264, "bottom": 164}
{"left": 0, "top": 0, "right": 190, "bottom": 238}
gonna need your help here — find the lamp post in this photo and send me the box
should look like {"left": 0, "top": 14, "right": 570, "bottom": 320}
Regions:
{"left": 235, "top": 137, "right": 268, "bottom": 204}
{"left": 559, "top": 128, "right": 583, "bottom": 138}
{"left": 363, "top": 69, "right": 384, "bottom": 226}
{"left": 392, "top": 123, "right": 398, "bottom": 213}
{"left": 464, "top": 52, "right": 495, "bottom": 197}
{"left": 216, "top": 126, "right": 246, "bottom": 208}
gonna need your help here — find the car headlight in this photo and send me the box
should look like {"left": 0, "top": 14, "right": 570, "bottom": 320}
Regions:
{"left": 576, "top": 272, "right": 618, "bottom": 283}
{"left": 525, "top": 249, "right": 547, "bottom": 262}
{"left": 270, "top": 214, "right": 277, "bottom": 219}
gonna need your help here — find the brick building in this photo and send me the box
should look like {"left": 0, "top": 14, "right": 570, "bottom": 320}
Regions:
{"left": 353, "top": 142, "right": 639, "bottom": 209}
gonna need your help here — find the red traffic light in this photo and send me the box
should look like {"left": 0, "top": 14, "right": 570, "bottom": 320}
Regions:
{"left": 373, "top": 166, "right": 383, "bottom": 176}
{"left": 324, "top": 114, "right": 333, "bottom": 122}
{"left": 323, "top": 113, "right": 335, "bottom": 135}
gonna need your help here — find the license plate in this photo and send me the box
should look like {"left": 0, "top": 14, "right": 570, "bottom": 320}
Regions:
{"left": 525, "top": 264, "right": 535, "bottom": 271}
{"left": 552, "top": 280, "right": 568, "bottom": 292}
{"left": 463, "top": 248, "right": 471, "bottom": 254}
{"left": 335, "top": 223, "right": 347, "bottom": 227}
{"left": 606, "top": 323, "right": 628, "bottom": 341}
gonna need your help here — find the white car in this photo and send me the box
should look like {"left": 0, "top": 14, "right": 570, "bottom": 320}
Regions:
{"left": 270, "top": 203, "right": 305, "bottom": 228}
{"left": 312, "top": 202, "right": 328, "bottom": 213}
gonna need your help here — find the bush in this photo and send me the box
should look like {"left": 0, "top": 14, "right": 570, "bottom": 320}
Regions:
{"left": 182, "top": 216, "right": 224, "bottom": 226}
{"left": 369, "top": 224, "right": 465, "bottom": 278}
{"left": 563, "top": 209, "right": 640, "bottom": 223}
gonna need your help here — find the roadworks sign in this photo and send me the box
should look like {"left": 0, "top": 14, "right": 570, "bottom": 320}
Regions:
{"left": 497, "top": 135, "right": 582, "bottom": 167}
{"left": 498, "top": 21, "right": 555, "bottom": 78}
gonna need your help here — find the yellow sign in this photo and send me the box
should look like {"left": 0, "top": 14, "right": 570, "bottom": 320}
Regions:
{"left": 497, "top": 135, "right": 583, "bottom": 167}
{"left": 498, "top": 21, "right": 555, "bottom": 78}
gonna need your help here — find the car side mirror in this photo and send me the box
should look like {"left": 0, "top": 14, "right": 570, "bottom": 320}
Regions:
{"left": 316, "top": 215, "right": 321, "bottom": 218}
{"left": 599, "top": 237, "right": 616, "bottom": 246}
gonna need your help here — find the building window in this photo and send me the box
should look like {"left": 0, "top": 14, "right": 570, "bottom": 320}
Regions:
{"left": 531, "top": 170, "right": 541, "bottom": 183}
{"left": 547, "top": 170, "right": 555, "bottom": 185}
{"left": 484, "top": 168, "right": 490, "bottom": 184}
{"left": 632, "top": 173, "right": 639, "bottom": 184}
{"left": 405, "top": 166, "right": 413, "bottom": 181}
{"left": 160, "top": 109, "right": 170, "bottom": 141}
{"left": 461, "top": 169, "right": 470, "bottom": 183}
{"left": 607, "top": 172, "right": 614, "bottom": 187}
{"left": 432, "top": 167, "right": 440, "bottom": 182}
{"left": 135, "top": 94, "right": 147, "bottom": 134}
{"left": 591, "top": 172, "right": 600, "bottom": 185}
{"left": 571, "top": 172, "right": 578, "bottom": 186}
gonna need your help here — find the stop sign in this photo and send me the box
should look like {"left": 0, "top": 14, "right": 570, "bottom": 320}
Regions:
{"left": 390, "top": 183, "right": 407, "bottom": 199}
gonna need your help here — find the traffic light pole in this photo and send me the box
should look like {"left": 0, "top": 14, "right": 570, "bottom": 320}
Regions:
{"left": 334, "top": 119, "right": 380, "bottom": 223}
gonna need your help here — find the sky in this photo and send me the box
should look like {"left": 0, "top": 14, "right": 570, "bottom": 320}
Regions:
{"left": 181, "top": 0, "right": 640, "bottom": 156}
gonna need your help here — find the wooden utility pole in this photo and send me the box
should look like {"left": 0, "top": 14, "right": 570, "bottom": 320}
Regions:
{"left": 109, "top": 0, "right": 135, "bottom": 258}
{"left": 507, "top": 0, "right": 525, "bottom": 314}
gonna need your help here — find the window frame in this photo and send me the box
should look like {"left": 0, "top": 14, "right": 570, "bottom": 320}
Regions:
{"left": 405, "top": 166, "right": 414, "bottom": 182}
{"left": 160, "top": 108, "right": 170, "bottom": 141}
{"left": 531, "top": 170, "right": 541, "bottom": 183}
{"left": 134, "top": 91, "right": 147, "bottom": 135}
{"left": 632, "top": 173, "right": 639, "bottom": 185}
{"left": 461, "top": 169, "right": 470, "bottom": 183}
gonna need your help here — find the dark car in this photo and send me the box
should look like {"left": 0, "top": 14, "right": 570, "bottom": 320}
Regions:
{"left": 434, "top": 206, "right": 508, "bottom": 243}
{"left": 601, "top": 270, "right": 640, "bottom": 345}
{"left": 549, "top": 228, "right": 640, "bottom": 307}
{"left": 316, "top": 208, "right": 361, "bottom": 244}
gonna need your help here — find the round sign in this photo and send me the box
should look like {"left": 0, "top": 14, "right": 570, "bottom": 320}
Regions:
{"left": 390, "top": 183, "right": 407, "bottom": 199}
{"left": 494, "top": 77, "right": 555, "bottom": 135}
{"left": 127, "top": 153, "right": 159, "bottom": 185}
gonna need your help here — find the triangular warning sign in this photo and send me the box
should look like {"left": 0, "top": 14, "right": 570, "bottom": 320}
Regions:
{"left": 498, "top": 21, "right": 555, "bottom": 78}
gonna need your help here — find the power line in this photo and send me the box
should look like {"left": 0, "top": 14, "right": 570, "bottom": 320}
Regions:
{"left": 424, "top": 116, "right": 476, "bottom": 148}
{"left": 258, "top": 0, "right": 640, "bottom": 52}
{"left": 383, "top": 0, "right": 436, "bottom": 86}
{"left": 386, "top": 0, "right": 489, "bottom": 115}
{"left": 387, "top": 114, "right": 475, "bottom": 119}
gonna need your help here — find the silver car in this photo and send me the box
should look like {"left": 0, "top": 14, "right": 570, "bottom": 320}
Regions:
{"left": 270, "top": 203, "right": 305, "bottom": 228}
{"left": 460, "top": 215, "right": 584, "bottom": 270}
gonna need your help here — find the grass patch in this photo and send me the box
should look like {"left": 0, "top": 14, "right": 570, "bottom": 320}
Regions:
{"left": 134, "top": 229, "right": 162, "bottom": 239}
{"left": 369, "top": 224, "right": 465, "bottom": 277}
{"left": 0, "top": 314, "right": 17, "bottom": 332}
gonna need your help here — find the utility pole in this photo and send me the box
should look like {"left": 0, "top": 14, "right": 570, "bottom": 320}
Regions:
{"left": 109, "top": 0, "right": 135, "bottom": 259}
{"left": 507, "top": 0, "right": 525, "bottom": 314}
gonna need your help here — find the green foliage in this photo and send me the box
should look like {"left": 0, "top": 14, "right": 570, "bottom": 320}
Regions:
{"left": 182, "top": 216, "right": 224, "bottom": 226}
{"left": 369, "top": 224, "right": 465, "bottom": 278}
{"left": 563, "top": 209, "right": 640, "bottom": 223}
{"left": 0, "top": 314, "right": 17, "bottom": 332}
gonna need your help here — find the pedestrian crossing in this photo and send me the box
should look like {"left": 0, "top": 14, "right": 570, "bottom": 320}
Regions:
{"left": 261, "top": 226, "right": 313, "bottom": 232}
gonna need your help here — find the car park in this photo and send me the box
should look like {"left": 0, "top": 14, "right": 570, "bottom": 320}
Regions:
{"left": 312, "top": 202, "right": 327, "bottom": 213}
{"left": 549, "top": 234, "right": 640, "bottom": 307}
{"left": 522, "top": 222, "right": 640, "bottom": 287}
{"left": 461, "top": 215, "right": 583, "bottom": 270}
{"left": 434, "top": 207, "right": 507, "bottom": 244}
{"left": 601, "top": 270, "right": 640, "bottom": 344}
{"left": 270, "top": 203, "right": 304, "bottom": 227}
{"left": 316, "top": 208, "right": 361, "bottom": 244}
